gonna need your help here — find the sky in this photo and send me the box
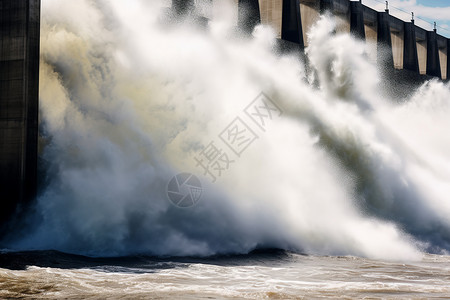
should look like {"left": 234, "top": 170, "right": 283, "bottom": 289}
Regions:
{"left": 362, "top": 0, "right": 450, "bottom": 37}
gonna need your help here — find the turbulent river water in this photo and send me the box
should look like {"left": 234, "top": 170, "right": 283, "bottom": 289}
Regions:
{"left": 1, "top": 0, "right": 450, "bottom": 298}
{"left": 1, "top": 250, "right": 450, "bottom": 299}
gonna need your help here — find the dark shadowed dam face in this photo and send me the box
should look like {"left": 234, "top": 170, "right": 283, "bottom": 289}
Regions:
{"left": 0, "top": 0, "right": 40, "bottom": 229}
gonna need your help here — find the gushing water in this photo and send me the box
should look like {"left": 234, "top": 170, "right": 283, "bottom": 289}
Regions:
{"left": 5, "top": 0, "right": 450, "bottom": 260}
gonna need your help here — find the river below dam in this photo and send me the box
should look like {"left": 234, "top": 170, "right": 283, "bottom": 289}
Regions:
{"left": 1, "top": 250, "right": 450, "bottom": 299}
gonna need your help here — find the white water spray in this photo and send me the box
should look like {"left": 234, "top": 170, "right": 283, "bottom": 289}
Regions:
{"left": 7, "top": 0, "right": 450, "bottom": 260}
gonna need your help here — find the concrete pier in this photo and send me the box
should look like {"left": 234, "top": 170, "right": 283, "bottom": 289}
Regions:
{"left": 437, "top": 35, "right": 447, "bottom": 80}
{"left": 282, "top": 0, "right": 303, "bottom": 46}
{"left": 377, "top": 11, "right": 394, "bottom": 68}
{"left": 448, "top": 39, "right": 450, "bottom": 80}
{"left": 350, "top": 1, "right": 365, "bottom": 39}
{"left": 0, "top": 0, "right": 40, "bottom": 226}
{"left": 426, "top": 31, "right": 442, "bottom": 78}
{"left": 238, "top": 0, "right": 261, "bottom": 33}
{"left": 403, "top": 22, "right": 420, "bottom": 73}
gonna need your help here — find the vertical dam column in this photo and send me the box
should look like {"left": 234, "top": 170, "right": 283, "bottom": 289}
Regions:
{"left": 426, "top": 30, "right": 442, "bottom": 78}
{"left": 377, "top": 11, "right": 394, "bottom": 68}
{"left": 281, "top": 0, "right": 303, "bottom": 46}
{"left": 350, "top": 1, "right": 365, "bottom": 40}
{"left": 448, "top": 39, "right": 450, "bottom": 80}
{"left": 403, "top": 22, "right": 419, "bottom": 73}
{"left": 238, "top": 0, "right": 261, "bottom": 33}
{"left": 437, "top": 35, "right": 447, "bottom": 80}
{"left": 0, "top": 0, "right": 40, "bottom": 225}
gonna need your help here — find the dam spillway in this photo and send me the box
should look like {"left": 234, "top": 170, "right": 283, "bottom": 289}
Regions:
{"left": 179, "top": 0, "right": 449, "bottom": 80}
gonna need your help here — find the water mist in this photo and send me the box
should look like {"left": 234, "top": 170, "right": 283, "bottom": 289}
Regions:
{"left": 4, "top": 0, "right": 450, "bottom": 261}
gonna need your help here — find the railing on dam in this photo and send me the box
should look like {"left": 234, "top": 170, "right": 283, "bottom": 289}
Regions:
{"left": 172, "top": 0, "right": 449, "bottom": 80}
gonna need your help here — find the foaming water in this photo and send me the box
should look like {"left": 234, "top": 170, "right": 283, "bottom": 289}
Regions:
{"left": 2, "top": 0, "right": 450, "bottom": 261}
{"left": 1, "top": 251, "right": 450, "bottom": 299}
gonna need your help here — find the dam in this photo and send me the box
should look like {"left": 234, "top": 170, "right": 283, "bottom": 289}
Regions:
{"left": 0, "top": 0, "right": 449, "bottom": 230}
{"left": 174, "top": 0, "right": 449, "bottom": 80}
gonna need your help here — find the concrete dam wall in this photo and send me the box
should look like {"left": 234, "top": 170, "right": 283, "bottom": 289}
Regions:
{"left": 174, "top": 0, "right": 449, "bottom": 80}
{"left": 0, "top": 0, "right": 40, "bottom": 227}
